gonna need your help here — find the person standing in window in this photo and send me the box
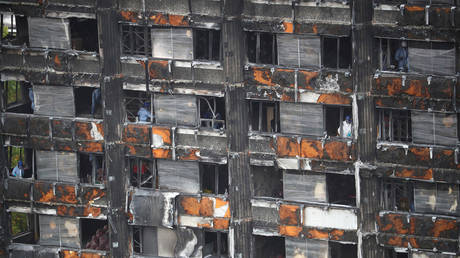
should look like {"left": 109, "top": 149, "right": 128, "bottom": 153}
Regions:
{"left": 338, "top": 115, "right": 352, "bottom": 138}
{"left": 137, "top": 102, "right": 153, "bottom": 123}
{"left": 395, "top": 41, "right": 408, "bottom": 72}
{"left": 11, "top": 160, "right": 24, "bottom": 177}
{"left": 91, "top": 88, "right": 101, "bottom": 117}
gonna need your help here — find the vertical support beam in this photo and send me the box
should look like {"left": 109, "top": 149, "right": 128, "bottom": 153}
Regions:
{"left": 223, "top": 1, "right": 252, "bottom": 257}
{"left": 97, "top": 2, "right": 129, "bottom": 257}
{"left": 352, "top": 0, "right": 381, "bottom": 257}
{"left": 0, "top": 86, "right": 9, "bottom": 257}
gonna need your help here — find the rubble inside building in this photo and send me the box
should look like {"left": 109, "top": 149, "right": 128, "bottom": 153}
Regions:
{"left": 0, "top": 0, "right": 459, "bottom": 257}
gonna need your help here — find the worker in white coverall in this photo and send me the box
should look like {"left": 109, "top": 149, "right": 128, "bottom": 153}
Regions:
{"left": 338, "top": 115, "right": 352, "bottom": 138}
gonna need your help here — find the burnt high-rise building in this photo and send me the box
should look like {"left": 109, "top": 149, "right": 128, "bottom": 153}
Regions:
{"left": 0, "top": 0, "right": 459, "bottom": 257}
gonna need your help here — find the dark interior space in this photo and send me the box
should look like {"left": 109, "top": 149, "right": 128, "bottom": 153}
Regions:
{"left": 323, "top": 37, "right": 338, "bottom": 69}
{"left": 246, "top": 32, "right": 276, "bottom": 64}
{"left": 250, "top": 101, "right": 279, "bottom": 133}
{"left": 326, "top": 173, "right": 356, "bottom": 206}
{"left": 384, "top": 249, "right": 408, "bottom": 258}
{"left": 380, "top": 39, "right": 401, "bottom": 71}
{"left": 330, "top": 242, "right": 357, "bottom": 258}
{"left": 75, "top": 87, "right": 101, "bottom": 118}
{"left": 194, "top": 29, "right": 221, "bottom": 61}
{"left": 325, "top": 106, "right": 352, "bottom": 137}
{"left": 69, "top": 18, "right": 99, "bottom": 52}
{"left": 124, "top": 90, "right": 151, "bottom": 123}
{"left": 203, "top": 231, "right": 228, "bottom": 257}
{"left": 323, "top": 37, "right": 352, "bottom": 69}
{"left": 129, "top": 158, "right": 154, "bottom": 188}
{"left": 1, "top": 14, "right": 28, "bottom": 45}
{"left": 79, "top": 153, "right": 105, "bottom": 184}
{"left": 252, "top": 166, "right": 283, "bottom": 198}
{"left": 383, "top": 180, "right": 414, "bottom": 212}
{"left": 200, "top": 163, "right": 228, "bottom": 195}
{"left": 2, "top": 81, "right": 33, "bottom": 114}
{"left": 81, "top": 219, "right": 108, "bottom": 251}
{"left": 199, "top": 96, "right": 226, "bottom": 129}
{"left": 254, "top": 235, "right": 285, "bottom": 258}
{"left": 11, "top": 213, "right": 38, "bottom": 244}
{"left": 339, "top": 37, "right": 352, "bottom": 69}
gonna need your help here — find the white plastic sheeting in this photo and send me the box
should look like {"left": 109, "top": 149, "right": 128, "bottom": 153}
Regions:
{"left": 151, "top": 28, "right": 193, "bottom": 60}
{"left": 409, "top": 48, "right": 456, "bottom": 76}
{"left": 154, "top": 94, "right": 198, "bottom": 126}
{"left": 277, "top": 34, "right": 320, "bottom": 68}
{"left": 33, "top": 85, "right": 75, "bottom": 117}
{"left": 303, "top": 206, "right": 358, "bottom": 230}
{"left": 140, "top": 227, "right": 177, "bottom": 257}
{"left": 412, "top": 111, "right": 457, "bottom": 146}
{"left": 283, "top": 171, "right": 327, "bottom": 203}
{"left": 36, "top": 151, "right": 78, "bottom": 183}
{"left": 280, "top": 102, "right": 323, "bottom": 136}
{"left": 39, "top": 215, "right": 80, "bottom": 248}
{"left": 28, "top": 17, "right": 70, "bottom": 49}
{"left": 157, "top": 160, "right": 200, "bottom": 193}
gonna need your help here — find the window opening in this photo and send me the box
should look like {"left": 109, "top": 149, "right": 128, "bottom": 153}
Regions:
{"left": 325, "top": 105, "right": 352, "bottom": 137}
{"left": 247, "top": 31, "right": 277, "bottom": 65}
{"left": 383, "top": 180, "right": 414, "bottom": 212}
{"left": 254, "top": 235, "right": 285, "bottom": 258}
{"left": 250, "top": 101, "right": 280, "bottom": 133}
{"left": 323, "top": 37, "right": 352, "bottom": 69}
{"left": 194, "top": 29, "right": 221, "bottom": 61}
{"left": 7, "top": 146, "right": 33, "bottom": 178}
{"left": 1, "top": 13, "right": 27, "bottom": 45}
{"left": 199, "top": 96, "right": 226, "bottom": 130}
{"left": 69, "top": 18, "right": 98, "bottom": 52}
{"left": 124, "top": 90, "right": 152, "bottom": 123}
{"left": 252, "top": 166, "right": 283, "bottom": 198}
{"left": 200, "top": 163, "right": 228, "bottom": 195}
{"left": 2, "top": 81, "right": 33, "bottom": 114}
{"left": 81, "top": 219, "right": 109, "bottom": 251}
{"left": 122, "top": 24, "right": 152, "bottom": 56}
{"left": 79, "top": 153, "right": 105, "bottom": 184}
{"left": 129, "top": 158, "right": 155, "bottom": 188}
{"left": 203, "top": 231, "right": 228, "bottom": 258}
{"left": 379, "top": 39, "right": 405, "bottom": 72}
{"left": 329, "top": 242, "right": 357, "bottom": 258}
{"left": 384, "top": 249, "right": 409, "bottom": 258}
{"left": 10, "top": 212, "right": 38, "bottom": 244}
{"left": 75, "top": 87, "right": 102, "bottom": 118}
{"left": 326, "top": 174, "right": 356, "bottom": 206}
{"left": 378, "top": 109, "right": 412, "bottom": 142}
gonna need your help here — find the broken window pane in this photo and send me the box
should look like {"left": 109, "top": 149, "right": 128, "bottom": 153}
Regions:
{"left": 203, "top": 231, "right": 228, "bottom": 257}
{"left": 323, "top": 37, "right": 352, "bottom": 69}
{"left": 28, "top": 17, "right": 71, "bottom": 49}
{"left": 383, "top": 180, "right": 414, "bottom": 212}
{"left": 152, "top": 28, "right": 193, "bottom": 60}
{"left": 10, "top": 212, "right": 37, "bottom": 244}
{"left": 200, "top": 163, "right": 228, "bottom": 195}
{"left": 69, "top": 18, "right": 98, "bottom": 52}
{"left": 79, "top": 153, "right": 105, "bottom": 185}
{"left": 284, "top": 171, "right": 326, "bottom": 203}
{"left": 246, "top": 31, "right": 277, "bottom": 65}
{"left": 280, "top": 102, "right": 323, "bottom": 136}
{"left": 378, "top": 109, "right": 412, "bottom": 142}
{"left": 124, "top": 90, "right": 152, "bottom": 123}
{"left": 278, "top": 34, "right": 320, "bottom": 68}
{"left": 2, "top": 81, "right": 33, "bottom": 114}
{"left": 327, "top": 174, "right": 356, "bottom": 206}
{"left": 129, "top": 158, "right": 155, "bottom": 188}
{"left": 254, "top": 235, "right": 285, "bottom": 258}
{"left": 122, "top": 24, "right": 152, "bottom": 56}
{"left": 154, "top": 94, "right": 198, "bottom": 126}
{"left": 325, "top": 105, "right": 352, "bottom": 137}
{"left": 199, "top": 96, "right": 225, "bottom": 130}
{"left": 252, "top": 166, "right": 283, "bottom": 198}
{"left": 81, "top": 219, "right": 109, "bottom": 251}
{"left": 250, "top": 101, "right": 280, "bottom": 133}
{"left": 194, "top": 29, "right": 221, "bottom": 61}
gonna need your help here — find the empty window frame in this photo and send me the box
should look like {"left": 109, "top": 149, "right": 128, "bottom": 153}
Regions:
{"left": 2, "top": 81, "right": 33, "bottom": 113}
{"left": 1, "top": 13, "right": 16, "bottom": 40}
{"left": 200, "top": 163, "right": 228, "bottom": 195}
{"left": 1, "top": 13, "right": 27, "bottom": 45}
{"left": 326, "top": 174, "right": 356, "bottom": 206}
{"left": 199, "top": 96, "right": 226, "bottom": 130}
{"left": 79, "top": 153, "right": 105, "bottom": 185}
{"left": 203, "top": 231, "right": 228, "bottom": 258}
{"left": 6, "top": 146, "right": 34, "bottom": 179}
{"left": 75, "top": 87, "right": 101, "bottom": 118}
{"left": 254, "top": 235, "right": 285, "bottom": 258}
{"left": 322, "top": 36, "right": 352, "bottom": 69}
{"left": 69, "top": 18, "right": 98, "bottom": 52}
{"left": 194, "top": 29, "right": 221, "bottom": 61}
{"left": 132, "top": 226, "right": 177, "bottom": 256}
{"left": 250, "top": 101, "right": 280, "bottom": 133}
{"left": 10, "top": 212, "right": 38, "bottom": 244}
{"left": 378, "top": 38, "right": 404, "bottom": 72}
{"left": 128, "top": 158, "right": 155, "bottom": 188}
{"left": 382, "top": 180, "right": 414, "bottom": 212}
{"left": 246, "top": 31, "right": 277, "bottom": 65}
{"left": 81, "top": 219, "right": 109, "bottom": 251}
{"left": 325, "top": 105, "right": 352, "bottom": 137}
{"left": 329, "top": 242, "right": 358, "bottom": 258}
{"left": 378, "top": 109, "right": 412, "bottom": 142}
{"left": 122, "top": 24, "right": 152, "bottom": 56}
{"left": 124, "top": 90, "right": 152, "bottom": 123}
{"left": 252, "top": 166, "right": 283, "bottom": 198}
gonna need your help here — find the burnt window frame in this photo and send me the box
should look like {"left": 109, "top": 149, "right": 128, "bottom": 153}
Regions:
{"left": 321, "top": 36, "right": 352, "bottom": 70}
{"left": 10, "top": 212, "right": 38, "bottom": 244}
{"left": 124, "top": 90, "right": 154, "bottom": 123}
{"left": 203, "top": 231, "right": 228, "bottom": 258}
{"left": 121, "top": 24, "right": 152, "bottom": 56}
{"left": 324, "top": 105, "right": 353, "bottom": 138}
{"left": 2, "top": 80, "right": 32, "bottom": 113}
{"left": 378, "top": 108, "right": 412, "bottom": 142}
{"left": 249, "top": 100, "right": 280, "bottom": 133}
{"left": 128, "top": 157, "right": 156, "bottom": 189}
{"left": 78, "top": 152, "right": 106, "bottom": 185}
{"left": 200, "top": 163, "right": 229, "bottom": 195}
{"left": 198, "top": 96, "right": 226, "bottom": 130}
{"left": 382, "top": 179, "right": 415, "bottom": 212}
{"left": 246, "top": 31, "right": 278, "bottom": 65}
{"left": 193, "top": 28, "right": 221, "bottom": 62}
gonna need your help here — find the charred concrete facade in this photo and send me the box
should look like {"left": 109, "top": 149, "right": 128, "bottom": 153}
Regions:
{"left": 0, "top": 0, "right": 459, "bottom": 257}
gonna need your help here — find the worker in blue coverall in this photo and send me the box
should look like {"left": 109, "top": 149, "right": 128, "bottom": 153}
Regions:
{"left": 11, "top": 161, "right": 24, "bottom": 177}
{"left": 138, "top": 102, "right": 153, "bottom": 122}
{"left": 91, "top": 88, "right": 101, "bottom": 117}
{"left": 395, "top": 41, "right": 408, "bottom": 72}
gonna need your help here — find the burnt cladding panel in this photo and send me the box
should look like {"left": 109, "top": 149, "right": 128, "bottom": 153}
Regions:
{"left": 39, "top": 215, "right": 80, "bottom": 248}
{"left": 157, "top": 160, "right": 199, "bottom": 193}
{"left": 36, "top": 151, "right": 78, "bottom": 183}
{"left": 154, "top": 94, "right": 198, "bottom": 126}
{"left": 280, "top": 102, "right": 323, "bottom": 136}
{"left": 28, "top": 18, "right": 71, "bottom": 49}
{"left": 409, "top": 48, "right": 456, "bottom": 76}
{"left": 283, "top": 171, "right": 327, "bottom": 203}
{"left": 33, "top": 85, "right": 75, "bottom": 117}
